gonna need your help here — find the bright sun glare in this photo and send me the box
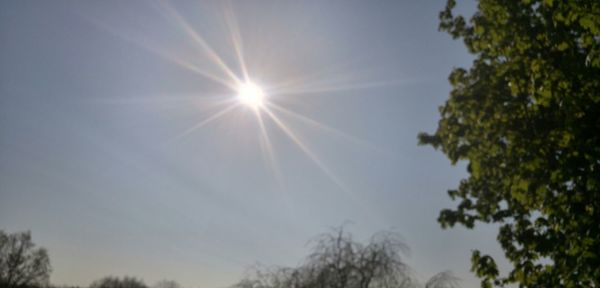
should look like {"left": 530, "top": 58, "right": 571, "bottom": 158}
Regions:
{"left": 237, "top": 81, "right": 265, "bottom": 109}
{"left": 153, "top": 1, "right": 383, "bottom": 192}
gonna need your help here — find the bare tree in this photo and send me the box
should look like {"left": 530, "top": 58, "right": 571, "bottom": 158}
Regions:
{"left": 424, "top": 271, "right": 459, "bottom": 288}
{"left": 89, "top": 276, "right": 147, "bottom": 288}
{"left": 303, "top": 228, "right": 412, "bottom": 288}
{"left": 232, "top": 227, "right": 459, "bottom": 288}
{"left": 0, "top": 230, "right": 51, "bottom": 288}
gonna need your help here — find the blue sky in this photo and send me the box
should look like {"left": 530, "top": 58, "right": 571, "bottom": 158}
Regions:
{"left": 1, "top": 1, "right": 510, "bottom": 287}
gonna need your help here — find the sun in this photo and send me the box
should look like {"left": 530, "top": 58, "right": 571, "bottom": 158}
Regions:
{"left": 158, "top": 2, "right": 375, "bottom": 193}
{"left": 237, "top": 81, "right": 265, "bottom": 109}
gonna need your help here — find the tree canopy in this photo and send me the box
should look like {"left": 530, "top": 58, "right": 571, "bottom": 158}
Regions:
{"left": 0, "top": 230, "right": 51, "bottom": 288}
{"left": 419, "top": 0, "right": 600, "bottom": 286}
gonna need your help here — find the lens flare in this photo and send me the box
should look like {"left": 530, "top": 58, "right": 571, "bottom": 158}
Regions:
{"left": 120, "top": 1, "right": 386, "bottom": 200}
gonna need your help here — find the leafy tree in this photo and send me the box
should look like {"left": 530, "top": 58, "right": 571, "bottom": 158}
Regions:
{"left": 89, "top": 276, "right": 147, "bottom": 288}
{"left": 419, "top": 0, "right": 600, "bottom": 286}
{"left": 0, "top": 230, "right": 51, "bottom": 288}
{"left": 231, "top": 227, "right": 460, "bottom": 288}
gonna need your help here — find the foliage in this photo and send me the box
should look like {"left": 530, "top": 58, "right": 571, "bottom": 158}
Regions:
{"left": 0, "top": 230, "right": 51, "bottom": 288}
{"left": 231, "top": 228, "right": 460, "bottom": 288}
{"left": 419, "top": 0, "right": 600, "bottom": 286}
{"left": 89, "top": 276, "right": 148, "bottom": 288}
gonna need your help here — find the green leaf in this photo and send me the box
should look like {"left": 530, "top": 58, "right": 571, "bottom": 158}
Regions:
{"left": 422, "top": 1, "right": 600, "bottom": 286}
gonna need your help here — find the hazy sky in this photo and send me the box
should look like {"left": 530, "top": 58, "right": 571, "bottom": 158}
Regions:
{"left": 1, "top": 1, "right": 509, "bottom": 287}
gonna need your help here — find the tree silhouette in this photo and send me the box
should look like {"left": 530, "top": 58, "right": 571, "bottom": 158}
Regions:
{"left": 231, "top": 227, "right": 459, "bottom": 288}
{"left": 89, "top": 276, "right": 148, "bottom": 288}
{"left": 0, "top": 230, "right": 51, "bottom": 288}
{"left": 424, "top": 272, "right": 459, "bottom": 288}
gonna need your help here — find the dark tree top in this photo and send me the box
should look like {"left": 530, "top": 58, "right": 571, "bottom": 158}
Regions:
{"left": 419, "top": 0, "right": 600, "bottom": 287}
{"left": 0, "top": 230, "right": 51, "bottom": 288}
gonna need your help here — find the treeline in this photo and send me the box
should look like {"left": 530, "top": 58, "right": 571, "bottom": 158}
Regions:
{"left": 0, "top": 229, "right": 460, "bottom": 288}
{"left": 1, "top": 230, "right": 180, "bottom": 288}
{"left": 3, "top": 277, "right": 180, "bottom": 288}
{"left": 19, "top": 278, "right": 179, "bottom": 288}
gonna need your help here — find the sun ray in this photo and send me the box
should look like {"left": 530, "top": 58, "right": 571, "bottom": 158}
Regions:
{"left": 263, "top": 108, "right": 348, "bottom": 192}
{"left": 256, "top": 110, "right": 302, "bottom": 223}
{"left": 222, "top": 1, "right": 250, "bottom": 81}
{"left": 170, "top": 103, "right": 239, "bottom": 143}
{"left": 270, "top": 80, "right": 401, "bottom": 97}
{"left": 255, "top": 111, "right": 284, "bottom": 188}
{"left": 84, "top": 15, "right": 237, "bottom": 90}
{"left": 266, "top": 76, "right": 346, "bottom": 102}
{"left": 264, "top": 108, "right": 384, "bottom": 226}
{"left": 162, "top": 54, "right": 238, "bottom": 89}
{"left": 93, "top": 93, "right": 235, "bottom": 106}
{"left": 159, "top": 0, "right": 242, "bottom": 84}
{"left": 266, "top": 103, "right": 381, "bottom": 153}
{"left": 265, "top": 57, "right": 386, "bottom": 97}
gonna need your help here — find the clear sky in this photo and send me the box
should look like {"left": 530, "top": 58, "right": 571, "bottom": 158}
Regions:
{"left": 0, "top": 1, "right": 510, "bottom": 287}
